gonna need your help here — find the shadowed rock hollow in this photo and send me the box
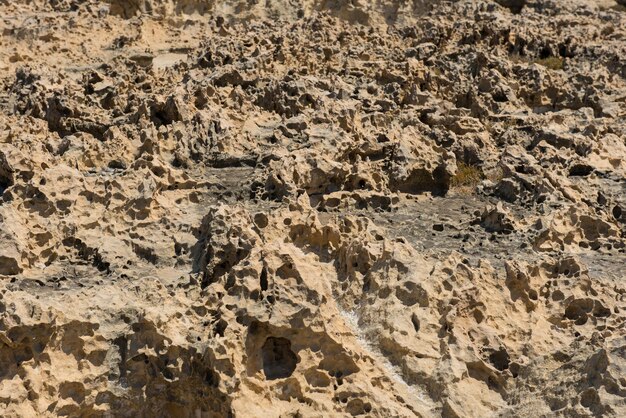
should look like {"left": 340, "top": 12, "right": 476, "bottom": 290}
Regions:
{"left": 0, "top": 0, "right": 625, "bottom": 417}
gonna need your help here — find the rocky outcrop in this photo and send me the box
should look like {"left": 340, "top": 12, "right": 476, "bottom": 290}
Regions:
{"left": 1, "top": 0, "right": 625, "bottom": 417}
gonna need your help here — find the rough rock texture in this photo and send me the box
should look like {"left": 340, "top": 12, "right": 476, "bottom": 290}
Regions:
{"left": 1, "top": 0, "right": 625, "bottom": 417}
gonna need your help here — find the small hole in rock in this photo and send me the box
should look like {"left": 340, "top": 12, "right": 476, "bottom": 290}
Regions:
{"left": 488, "top": 348, "right": 510, "bottom": 371}
{"left": 411, "top": 313, "right": 420, "bottom": 332}
{"left": 261, "top": 337, "right": 298, "bottom": 380}
{"left": 260, "top": 267, "right": 268, "bottom": 291}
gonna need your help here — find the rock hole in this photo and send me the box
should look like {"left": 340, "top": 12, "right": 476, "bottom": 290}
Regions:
{"left": 580, "top": 388, "right": 600, "bottom": 409}
{"left": 254, "top": 213, "right": 268, "bottom": 228}
{"left": 592, "top": 302, "right": 611, "bottom": 318}
{"left": 488, "top": 348, "right": 510, "bottom": 371}
{"left": 565, "top": 299, "right": 593, "bottom": 323}
{"left": 433, "top": 223, "right": 444, "bottom": 232}
{"left": 0, "top": 173, "right": 12, "bottom": 195}
{"left": 213, "top": 319, "right": 227, "bottom": 337}
{"left": 262, "top": 337, "right": 298, "bottom": 380}
{"left": 552, "top": 290, "right": 565, "bottom": 301}
{"left": 260, "top": 267, "right": 268, "bottom": 291}
{"left": 473, "top": 309, "right": 484, "bottom": 324}
{"left": 569, "top": 164, "right": 593, "bottom": 177}
{"left": 411, "top": 313, "right": 420, "bottom": 332}
{"left": 575, "top": 314, "right": 588, "bottom": 326}
{"left": 347, "top": 398, "right": 370, "bottom": 415}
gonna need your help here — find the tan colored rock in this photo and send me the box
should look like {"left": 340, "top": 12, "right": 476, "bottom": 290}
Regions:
{"left": 1, "top": 0, "right": 625, "bottom": 417}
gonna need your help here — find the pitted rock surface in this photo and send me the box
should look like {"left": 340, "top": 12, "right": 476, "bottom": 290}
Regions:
{"left": 1, "top": 0, "right": 625, "bottom": 417}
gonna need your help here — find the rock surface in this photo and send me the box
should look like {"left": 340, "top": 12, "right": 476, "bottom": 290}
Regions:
{"left": 1, "top": 0, "right": 625, "bottom": 417}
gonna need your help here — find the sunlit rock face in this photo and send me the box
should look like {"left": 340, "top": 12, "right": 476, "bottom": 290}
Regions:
{"left": 1, "top": 0, "right": 625, "bottom": 417}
